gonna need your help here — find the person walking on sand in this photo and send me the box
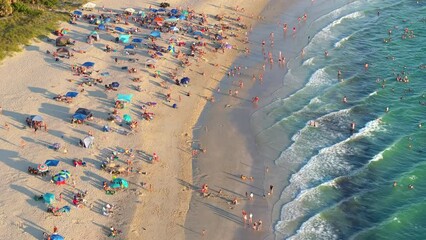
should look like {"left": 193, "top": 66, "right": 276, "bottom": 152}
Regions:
{"left": 249, "top": 212, "right": 253, "bottom": 224}
{"left": 249, "top": 192, "right": 254, "bottom": 200}
{"left": 153, "top": 153, "right": 159, "bottom": 163}
{"left": 242, "top": 210, "right": 247, "bottom": 225}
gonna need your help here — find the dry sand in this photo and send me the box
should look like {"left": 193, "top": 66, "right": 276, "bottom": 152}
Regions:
{"left": 0, "top": 0, "right": 270, "bottom": 239}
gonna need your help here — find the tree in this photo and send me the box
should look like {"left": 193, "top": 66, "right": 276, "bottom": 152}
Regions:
{"left": 0, "top": 0, "right": 13, "bottom": 17}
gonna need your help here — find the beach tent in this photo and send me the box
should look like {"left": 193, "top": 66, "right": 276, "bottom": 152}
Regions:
{"left": 150, "top": 31, "right": 161, "bottom": 38}
{"left": 73, "top": 10, "right": 82, "bottom": 16}
{"left": 81, "top": 135, "right": 94, "bottom": 148}
{"left": 82, "top": 2, "right": 96, "bottom": 9}
{"left": 56, "top": 47, "right": 71, "bottom": 56}
{"left": 124, "top": 8, "right": 135, "bottom": 14}
{"left": 111, "top": 82, "right": 120, "bottom": 88}
{"left": 82, "top": 61, "right": 95, "bottom": 67}
{"left": 45, "top": 159, "right": 60, "bottom": 167}
{"left": 50, "top": 234, "right": 65, "bottom": 240}
{"left": 65, "top": 91, "right": 78, "bottom": 98}
{"left": 56, "top": 36, "right": 73, "bottom": 46}
{"left": 119, "top": 34, "right": 131, "bottom": 43}
{"left": 110, "top": 178, "right": 129, "bottom": 189}
{"left": 114, "top": 27, "right": 125, "bottom": 33}
{"left": 43, "top": 193, "right": 55, "bottom": 204}
{"left": 123, "top": 114, "right": 131, "bottom": 123}
{"left": 180, "top": 77, "right": 190, "bottom": 85}
{"left": 117, "top": 94, "right": 133, "bottom": 103}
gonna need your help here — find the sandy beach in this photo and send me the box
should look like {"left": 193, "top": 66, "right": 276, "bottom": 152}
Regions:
{"left": 0, "top": 0, "right": 272, "bottom": 239}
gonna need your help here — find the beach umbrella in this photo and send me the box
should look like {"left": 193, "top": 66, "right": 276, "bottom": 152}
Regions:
{"left": 170, "top": 9, "right": 178, "bottom": 15}
{"left": 124, "top": 8, "right": 135, "bottom": 14}
{"left": 124, "top": 45, "right": 135, "bottom": 50}
{"left": 59, "top": 170, "right": 71, "bottom": 179}
{"left": 82, "top": 2, "right": 96, "bottom": 9}
{"left": 45, "top": 159, "right": 60, "bottom": 167}
{"left": 150, "top": 8, "right": 158, "bottom": 13}
{"left": 182, "top": 10, "right": 189, "bottom": 16}
{"left": 37, "top": 164, "right": 49, "bottom": 172}
{"left": 117, "top": 94, "right": 133, "bottom": 103}
{"left": 150, "top": 31, "right": 161, "bottom": 38}
{"left": 112, "top": 178, "right": 129, "bottom": 188}
{"left": 72, "top": 113, "right": 87, "bottom": 121}
{"left": 123, "top": 114, "right": 132, "bottom": 123}
{"left": 73, "top": 10, "right": 82, "bottom": 16}
{"left": 50, "top": 234, "right": 65, "bottom": 240}
{"left": 43, "top": 193, "right": 55, "bottom": 204}
{"left": 82, "top": 61, "right": 95, "bottom": 67}
{"left": 225, "top": 43, "right": 232, "bottom": 49}
{"left": 82, "top": 136, "right": 94, "bottom": 148}
{"left": 138, "top": 11, "right": 146, "bottom": 17}
{"left": 58, "top": 206, "right": 71, "bottom": 213}
{"left": 171, "top": 26, "right": 179, "bottom": 32}
{"left": 157, "top": 8, "right": 166, "bottom": 12}
{"left": 31, "top": 115, "right": 43, "bottom": 122}
{"left": 180, "top": 77, "right": 190, "bottom": 85}
{"left": 119, "top": 34, "right": 131, "bottom": 43}
{"left": 178, "top": 15, "right": 186, "bottom": 20}
{"left": 215, "top": 34, "right": 223, "bottom": 40}
{"left": 104, "top": 17, "right": 111, "bottom": 23}
{"left": 53, "top": 174, "right": 66, "bottom": 182}
{"left": 65, "top": 92, "right": 78, "bottom": 98}
{"left": 132, "top": 38, "right": 143, "bottom": 43}
{"left": 98, "top": 24, "right": 106, "bottom": 30}
{"left": 111, "top": 82, "right": 120, "bottom": 88}
{"left": 114, "top": 27, "right": 125, "bottom": 32}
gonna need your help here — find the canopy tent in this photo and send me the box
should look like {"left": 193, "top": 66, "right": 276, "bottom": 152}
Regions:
{"left": 50, "top": 234, "right": 65, "bottom": 240}
{"left": 117, "top": 94, "right": 133, "bottom": 103}
{"left": 81, "top": 135, "right": 94, "bottom": 148}
{"left": 124, "top": 8, "right": 135, "bottom": 14}
{"left": 119, "top": 34, "right": 131, "bottom": 43}
{"left": 56, "top": 36, "right": 73, "bottom": 47}
{"left": 65, "top": 91, "right": 78, "bottom": 98}
{"left": 73, "top": 10, "right": 82, "bottom": 16}
{"left": 31, "top": 115, "right": 43, "bottom": 122}
{"left": 72, "top": 113, "right": 87, "bottom": 121}
{"left": 110, "top": 178, "right": 129, "bottom": 189}
{"left": 45, "top": 159, "right": 60, "bottom": 167}
{"left": 150, "top": 31, "right": 161, "bottom": 38}
{"left": 82, "top": 2, "right": 96, "bottom": 9}
{"left": 82, "top": 61, "right": 95, "bottom": 67}
{"left": 43, "top": 193, "right": 55, "bottom": 204}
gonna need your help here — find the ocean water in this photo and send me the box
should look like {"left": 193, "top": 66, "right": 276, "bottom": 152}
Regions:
{"left": 250, "top": 0, "right": 426, "bottom": 239}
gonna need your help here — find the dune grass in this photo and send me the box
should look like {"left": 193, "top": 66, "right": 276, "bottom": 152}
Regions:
{"left": 0, "top": 1, "right": 83, "bottom": 61}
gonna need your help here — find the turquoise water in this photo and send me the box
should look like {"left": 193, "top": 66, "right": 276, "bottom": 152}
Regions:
{"left": 252, "top": 0, "right": 426, "bottom": 239}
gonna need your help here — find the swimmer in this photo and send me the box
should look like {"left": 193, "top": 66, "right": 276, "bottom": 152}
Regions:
{"left": 343, "top": 96, "right": 348, "bottom": 103}
{"left": 385, "top": 107, "right": 389, "bottom": 112}
{"left": 324, "top": 50, "right": 329, "bottom": 57}
{"left": 350, "top": 122, "right": 356, "bottom": 131}
{"left": 393, "top": 181, "right": 397, "bottom": 187}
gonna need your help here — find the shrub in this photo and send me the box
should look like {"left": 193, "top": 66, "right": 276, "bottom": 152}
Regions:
{"left": 0, "top": 0, "right": 13, "bottom": 17}
{"left": 159, "top": 2, "right": 170, "bottom": 8}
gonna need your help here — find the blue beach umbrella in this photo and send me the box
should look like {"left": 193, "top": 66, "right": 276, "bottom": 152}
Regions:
{"left": 98, "top": 24, "right": 106, "bottom": 30}
{"left": 170, "top": 9, "right": 178, "bottom": 15}
{"left": 65, "top": 92, "right": 78, "bottom": 98}
{"left": 73, "top": 10, "right": 82, "bottom": 15}
{"left": 53, "top": 175, "right": 66, "bottom": 182}
{"left": 104, "top": 17, "right": 111, "bottom": 23}
{"left": 115, "top": 27, "right": 125, "bottom": 32}
{"left": 132, "top": 38, "right": 143, "bottom": 43}
{"left": 59, "top": 170, "right": 71, "bottom": 178}
{"left": 50, "top": 234, "right": 65, "bottom": 240}
{"left": 111, "top": 82, "right": 120, "bottom": 88}
{"left": 178, "top": 15, "right": 186, "bottom": 20}
{"left": 150, "top": 31, "right": 161, "bottom": 38}
{"left": 43, "top": 193, "right": 55, "bottom": 204}
{"left": 150, "top": 8, "right": 158, "bottom": 13}
{"left": 82, "top": 61, "right": 95, "bottom": 67}
{"left": 180, "top": 77, "right": 190, "bottom": 85}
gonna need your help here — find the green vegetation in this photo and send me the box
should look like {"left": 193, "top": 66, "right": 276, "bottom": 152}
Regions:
{"left": 0, "top": 0, "right": 83, "bottom": 60}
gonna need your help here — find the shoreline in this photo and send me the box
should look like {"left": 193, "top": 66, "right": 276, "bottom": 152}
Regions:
{"left": 0, "top": 0, "right": 270, "bottom": 239}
